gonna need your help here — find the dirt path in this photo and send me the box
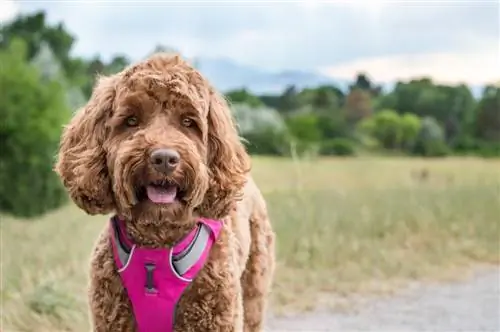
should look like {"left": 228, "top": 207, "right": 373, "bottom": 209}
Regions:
{"left": 266, "top": 266, "right": 500, "bottom": 331}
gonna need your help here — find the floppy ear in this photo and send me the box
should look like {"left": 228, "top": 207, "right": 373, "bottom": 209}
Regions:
{"left": 199, "top": 89, "right": 251, "bottom": 219}
{"left": 54, "top": 75, "right": 117, "bottom": 215}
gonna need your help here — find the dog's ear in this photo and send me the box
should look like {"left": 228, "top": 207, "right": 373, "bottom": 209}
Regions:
{"left": 200, "top": 89, "right": 251, "bottom": 219}
{"left": 54, "top": 75, "right": 117, "bottom": 215}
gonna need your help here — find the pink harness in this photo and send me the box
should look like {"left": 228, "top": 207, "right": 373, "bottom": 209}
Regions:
{"left": 109, "top": 216, "right": 222, "bottom": 332}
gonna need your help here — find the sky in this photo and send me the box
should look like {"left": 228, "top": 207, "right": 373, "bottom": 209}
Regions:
{"left": 1, "top": 0, "right": 499, "bottom": 86}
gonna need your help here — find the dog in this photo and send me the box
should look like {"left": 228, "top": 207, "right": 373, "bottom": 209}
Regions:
{"left": 54, "top": 53, "right": 275, "bottom": 332}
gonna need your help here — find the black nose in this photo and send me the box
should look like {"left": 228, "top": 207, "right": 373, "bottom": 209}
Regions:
{"left": 150, "top": 149, "right": 180, "bottom": 174}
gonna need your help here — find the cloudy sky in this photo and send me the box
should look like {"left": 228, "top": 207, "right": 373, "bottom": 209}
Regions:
{"left": 1, "top": 0, "right": 498, "bottom": 85}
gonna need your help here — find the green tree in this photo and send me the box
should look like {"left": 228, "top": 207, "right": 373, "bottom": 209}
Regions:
{"left": 475, "top": 85, "right": 500, "bottom": 142}
{"left": 226, "top": 89, "right": 263, "bottom": 108}
{"left": 0, "top": 39, "right": 69, "bottom": 217}
{"left": 413, "top": 116, "right": 449, "bottom": 156}
{"left": 349, "top": 73, "right": 383, "bottom": 97}
{"left": 231, "top": 103, "right": 290, "bottom": 156}
{"left": 400, "top": 113, "right": 422, "bottom": 150}
{"left": 360, "top": 109, "right": 401, "bottom": 149}
{"left": 377, "top": 78, "right": 476, "bottom": 145}
{"left": 298, "top": 85, "right": 344, "bottom": 111}
{"left": 285, "top": 113, "right": 322, "bottom": 155}
{"left": 277, "top": 85, "right": 301, "bottom": 113}
{"left": 357, "top": 110, "right": 421, "bottom": 152}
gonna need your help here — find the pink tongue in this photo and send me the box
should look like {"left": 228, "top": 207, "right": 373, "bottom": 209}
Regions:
{"left": 146, "top": 185, "right": 177, "bottom": 204}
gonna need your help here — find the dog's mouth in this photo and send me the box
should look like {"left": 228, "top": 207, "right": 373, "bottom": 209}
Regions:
{"left": 137, "top": 179, "right": 186, "bottom": 204}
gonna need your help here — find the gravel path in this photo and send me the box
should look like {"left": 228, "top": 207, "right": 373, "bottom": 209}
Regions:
{"left": 266, "top": 266, "right": 500, "bottom": 331}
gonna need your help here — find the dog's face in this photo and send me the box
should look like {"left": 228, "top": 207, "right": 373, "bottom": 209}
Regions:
{"left": 55, "top": 54, "right": 250, "bottom": 222}
{"left": 105, "top": 66, "right": 212, "bottom": 221}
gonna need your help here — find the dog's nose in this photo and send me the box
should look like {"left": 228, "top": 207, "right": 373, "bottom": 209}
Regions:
{"left": 150, "top": 149, "right": 180, "bottom": 174}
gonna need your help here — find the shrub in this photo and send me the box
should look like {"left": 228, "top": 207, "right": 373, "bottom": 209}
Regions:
{"left": 231, "top": 103, "right": 290, "bottom": 156}
{"left": 412, "top": 116, "right": 450, "bottom": 157}
{"left": 319, "top": 138, "right": 356, "bottom": 156}
{"left": 0, "top": 39, "right": 69, "bottom": 217}
{"left": 243, "top": 129, "right": 292, "bottom": 156}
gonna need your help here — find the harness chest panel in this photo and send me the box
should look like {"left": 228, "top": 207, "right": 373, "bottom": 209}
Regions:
{"left": 109, "top": 216, "right": 222, "bottom": 332}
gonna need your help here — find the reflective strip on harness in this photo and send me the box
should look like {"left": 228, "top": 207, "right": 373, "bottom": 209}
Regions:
{"left": 172, "top": 224, "right": 210, "bottom": 276}
{"left": 112, "top": 217, "right": 132, "bottom": 268}
{"left": 112, "top": 219, "right": 211, "bottom": 277}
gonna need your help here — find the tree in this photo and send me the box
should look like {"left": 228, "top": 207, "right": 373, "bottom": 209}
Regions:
{"left": 230, "top": 103, "right": 290, "bottom": 155}
{"left": 376, "top": 78, "right": 476, "bottom": 145}
{"left": 413, "top": 116, "right": 449, "bottom": 156}
{"left": 475, "top": 85, "right": 500, "bottom": 142}
{"left": 358, "top": 109, "right": 401, "bottom": 149}
{"left": 226, "top": 89, "right": 263, "bottom": 108}
{"left": 277, "top": 85, "right": 301, "bottom": 113}
{"left": 349, "top": 73, "right": 383, "bottom": 97}
{"left": 400, "top": 113, "right": 422, "bottom": 150}
{"left": 344, "top": 87, "right": 373, "bottom": 123}
{"left": 357, "top": 110, "right": 421, "bottom": 152}
{"left": 298, "top": 85, "right": 344, "bottom": 111}
{"left": 285, "top": 113, "right": 322, "bottom": 155}
{"left": 0, "top": 38, "right": 70, "bottom": 217}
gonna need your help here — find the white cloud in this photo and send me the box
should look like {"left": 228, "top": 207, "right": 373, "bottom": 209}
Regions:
{"left": 321, "top": 42, "right": 500, "bottom": 86}
{"left": 0, "top": 0, "right": 19, "bottom": 23}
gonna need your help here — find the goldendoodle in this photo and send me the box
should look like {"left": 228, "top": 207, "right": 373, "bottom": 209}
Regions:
{"left": 54, "top": 53, "right": 275, "bottom": 332}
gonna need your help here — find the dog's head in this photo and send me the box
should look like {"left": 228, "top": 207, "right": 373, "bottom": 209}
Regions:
{"left": 54, "top": 54, "right": 250, "bottom": 222}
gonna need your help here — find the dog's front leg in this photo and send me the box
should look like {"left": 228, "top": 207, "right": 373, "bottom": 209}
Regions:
{"left": 174, "top": 227, "right": 243, "bottom": 332}
{"left": 88, "top": 228, "right": 136, "bottom": 332}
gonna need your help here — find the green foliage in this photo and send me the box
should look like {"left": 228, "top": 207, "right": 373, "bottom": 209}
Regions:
{"left": 286, "top": 113, "right": 322, "bottom": 144}
{"left": 412, "top": 117, "right": 450, "bottom": 157}
{"left": 231, "top": 103, "right": 291, "bottom": 156}
{"left": 319, "top": 138, "right": 356, "bottom": 156}
{"left": 400, "top": 113, "right": 422, "bottom": 149}
{"left": 475, "top": 85, "right": 500, "bottom": 142}
{"left": 0, "top": 38, "right": 69, "bottom": 217}
{"left": 358, "top": 110, "right": 421, "bottom": 152}
{"left": 377, "top": 79, "right": 476, "bottom": 145}
{"left": 284, "top": 113, "right": 324, "bottom": 156}
{"left": 243, "top": 129, "right": 292, "bottom": 156}
{"left": 371, "top": 109, "right": 402, "bottom": 149}
{"left": 226, "top": 88, "right": 264, "bottom": 108}
{"left": 298, "top": 85, "right": 344, "bottom": 110}
{"left": 316, "top": 111, "right": 351, "bottom": 140}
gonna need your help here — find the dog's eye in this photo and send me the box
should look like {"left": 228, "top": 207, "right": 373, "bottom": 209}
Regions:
{"left": 181, "top": 118, "right": 193, "bottom": 127}
{"left": 125, "top": 116, "right": 139, "bottom": 127}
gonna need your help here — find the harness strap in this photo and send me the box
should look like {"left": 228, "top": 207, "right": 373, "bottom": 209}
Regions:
{"left": 172, "top": 223, "right": 211, "bottom": 275}
{"left": 111, "top": 218, "right": 212, "bottom": 276}
{"left": 111, "top": 217, "right": 132, "bottom": 269}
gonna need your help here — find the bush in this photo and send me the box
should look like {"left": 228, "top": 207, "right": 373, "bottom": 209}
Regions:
{"left": 454, "top": 137, "right": 500, "bottom": 157}
{"left": 242, "top": 129, "right": 292, "bottom": 156}
{"left": 230, "top": 103, "right": 291, "bottom": 156}
{"left": 0, "top": 39, "right": 69, "bottom": 217}
{"left": 285, "top": 112, "right": 323, "bottom": 156}
{"left": 319, "top": 138, "right": 356, "bottom": 156}
{"left": 412, "top": 116, "right": 450, "bottom": 157}
{"left": 413, "top": 139, "right": 450, "bottom": 157}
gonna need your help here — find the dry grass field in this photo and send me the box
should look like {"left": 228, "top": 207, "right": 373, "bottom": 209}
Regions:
{"left": 2, "top": 156, "right": 499, "bottom": 332}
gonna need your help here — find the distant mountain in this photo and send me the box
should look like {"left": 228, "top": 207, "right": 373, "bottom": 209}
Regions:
{"left": 195, "top": 57, "right": 351, "bottom": 95}
{"left": 194, "top": 57, "right": 484, "bottom": 98}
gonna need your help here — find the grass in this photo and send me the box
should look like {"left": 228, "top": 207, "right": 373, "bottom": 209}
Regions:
{"left": 2, "top": 156, "right": 500, "bottom": 331}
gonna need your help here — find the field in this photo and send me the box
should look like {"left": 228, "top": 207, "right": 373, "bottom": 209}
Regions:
{"left": 2, "top": 157, "right": 499, "bottom": 332}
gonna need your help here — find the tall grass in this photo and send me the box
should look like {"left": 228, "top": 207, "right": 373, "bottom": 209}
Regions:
{"left": 2, "top": 157, "right": 499, "bottom": 331}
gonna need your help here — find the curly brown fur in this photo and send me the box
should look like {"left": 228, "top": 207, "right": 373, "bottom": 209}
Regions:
{"left": 54, "top": 53, "right": 275, "bottom": 331}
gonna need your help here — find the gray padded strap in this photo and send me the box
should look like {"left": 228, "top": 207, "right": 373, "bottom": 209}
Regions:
{"left": 172, "top": 224, "right": 211, "bottom": 275}
{"left": 112, "top": 218, "right": 131, "bottom": 267}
